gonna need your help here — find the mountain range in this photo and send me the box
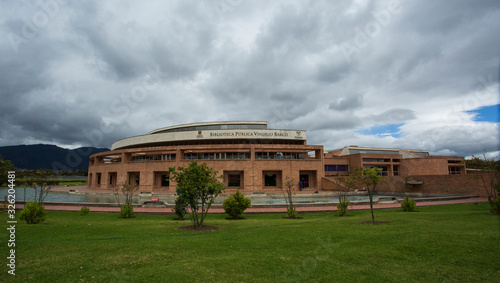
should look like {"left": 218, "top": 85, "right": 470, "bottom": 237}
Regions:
{"left": 0, "top": 144, "right": 109, "bottom": 171}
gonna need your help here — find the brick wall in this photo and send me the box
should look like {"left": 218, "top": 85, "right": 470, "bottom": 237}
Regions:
{"left": 376, "top": 173, "right": 489, "bottom": 197}
{"left": 321, "top": 172, "right": 491, "bottom": 197}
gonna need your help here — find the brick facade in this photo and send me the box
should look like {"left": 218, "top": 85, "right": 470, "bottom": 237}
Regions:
{"left": 88, "top": 123, "right": 482, "bottom": 196}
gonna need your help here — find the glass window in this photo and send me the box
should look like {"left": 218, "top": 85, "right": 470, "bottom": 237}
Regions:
{"left": 264, "top": 174, "right": 277, "bottom": 186}
{"left": 228, "top": 174, "right": 241, "bottom": 187}
{"left": 325, "top": 165, "right": 348, "bottom": 172}
{"left": 161, "top": 174, "right": 169, "bottom": 187}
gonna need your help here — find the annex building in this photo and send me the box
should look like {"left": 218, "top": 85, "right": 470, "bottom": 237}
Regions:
{"left": 88, "top": 121, "right": 470, "bottom": 195}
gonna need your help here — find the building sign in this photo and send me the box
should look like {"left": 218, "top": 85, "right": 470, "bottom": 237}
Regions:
{"left": 194, "top": 130, "right": 305, "bottom": 139}
{"left": 112, "top": 129, "right": 305, "bottom": 150}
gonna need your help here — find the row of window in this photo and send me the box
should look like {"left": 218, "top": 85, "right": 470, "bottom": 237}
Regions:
{"left": 324, "top": 165, "right": 348, "bottom": 172}
{"left": 184, "top": 152, "right": 250, "bottom": 160}
{"left": 131, "top": 154, "right": 176, "bottom": 161}
{"left": 128, "top": 152, "right": 309, "bottom": 161}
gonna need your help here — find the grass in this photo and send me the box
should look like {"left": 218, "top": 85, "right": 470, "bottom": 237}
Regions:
{"left": 1, "top": 203, "right": 499, "bottom": 282}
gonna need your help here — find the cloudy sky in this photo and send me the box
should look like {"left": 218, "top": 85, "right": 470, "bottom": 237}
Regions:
{"left": 1, "top": 0, "right": 499, "bottom": 159}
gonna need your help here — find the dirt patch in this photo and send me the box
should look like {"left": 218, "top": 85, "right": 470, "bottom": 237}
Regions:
{"left": 179, "top": 225, "right": 219, "bottom": 231}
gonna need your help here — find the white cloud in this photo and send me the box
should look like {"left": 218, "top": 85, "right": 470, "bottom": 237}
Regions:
{"left": 0, "top": 0, "right": 498, "bottom": 158}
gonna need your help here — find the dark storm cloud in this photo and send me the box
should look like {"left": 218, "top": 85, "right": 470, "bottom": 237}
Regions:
{"left": 0, "top": 0, "right": 498, "bottom": 158}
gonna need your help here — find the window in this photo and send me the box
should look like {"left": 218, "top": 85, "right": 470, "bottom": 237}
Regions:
{"left": 449, "top": 167, "right": 462, "bottom": 175}
{"left": 129, "top": 173, "right": 140, "bottom": 185}
{"left": 363, "top": 165, "right": 388, "bottom": 176}
{"left": 264, "top": 174, "right": 277, "bottom": 186}
{"left": 161, "top": 174, "right": 169, "bottom": 187}
{"left": 132, "top": 154, "right": 176, "bottom": 161}
{"left": 362, "top": 158, "right": 389, "bottom": 163}
{"left": 256, "top": 152, "right": 305, "bottom": 159}
{"left": 228, "top": 174, "right": 241, "bottom": 187}
{"left": 96, "top": 173, "right": 101, "bottom": 185}
{"left": 324, "top": 165, "right": 348, "bottom": 172}
{"left": 184, "top": 152, "right": 249, "bottom": 160}
{"left": 448, "top": 160, "right": 462, "bottom": 164}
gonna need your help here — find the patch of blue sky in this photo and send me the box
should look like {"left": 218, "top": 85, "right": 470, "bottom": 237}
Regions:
{"left": 356, "top": 123, "right": 404, "bottom": 138}
{"left": 466, "top": 104, "right": 500, "bottom": 122}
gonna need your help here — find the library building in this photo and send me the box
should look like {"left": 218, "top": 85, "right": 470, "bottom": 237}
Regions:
{"left": 88, "top": 121, "right": 471, "bottom": 195}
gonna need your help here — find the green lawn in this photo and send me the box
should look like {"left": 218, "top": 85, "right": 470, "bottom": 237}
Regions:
{"left": 1, "top": 203, "right": 499, "bottom": 282}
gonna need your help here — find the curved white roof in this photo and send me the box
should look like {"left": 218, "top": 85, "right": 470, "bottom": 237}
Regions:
{"left": 111, "top": 121, "right": 307, "bottom": 150}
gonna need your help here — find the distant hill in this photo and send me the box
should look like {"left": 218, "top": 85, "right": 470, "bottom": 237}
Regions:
{"left": 0, "top": 144, "right": 109, "bottom": 171}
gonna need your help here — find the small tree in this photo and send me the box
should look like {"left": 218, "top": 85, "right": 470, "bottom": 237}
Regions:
{"left": 22, "top": 169, "right": 55, "bottom": 204}
{"left": 281, "top": 177, "right": 300, "bottom": 218}
{"left": 17, "top": 169, "right": 54, "bottom": 224}
{"left": 223, "top": 190, "right": 251, "bottom": 219}
{"left": 333, "top": 175, "right": 357, "bottom": 216}
{"left": 113, "top": 183, "right": 140, "bottom": 218}
{"left": 352, "top": 167, "right": 383, "bottom": 224}
{"left": 467, "top": 155, "right": 500, "bottom": 214}
{"left": 169, "top": 161, "right": 225, "bottom": 229}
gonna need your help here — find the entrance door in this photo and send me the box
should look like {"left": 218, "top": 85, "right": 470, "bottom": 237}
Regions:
{"left": 299, "top": 174, "right": 309, "bottom": 188}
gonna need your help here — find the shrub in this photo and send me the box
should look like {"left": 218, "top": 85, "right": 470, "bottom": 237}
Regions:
{"left": 78, "top": 206, "right": 90, "bottom": 216}
{"left": 286, "top": 207, "right": 299, "bottom": 219}
{"left": 120, "top": 203, "right": 135, "bottom": 218}
{"left": 19, "top": 201, "right": 46, "bottom": 224}
{"left": 337, "top": 201, "right": 350, "bottom": 216}
{"left": 223, "top": 190, "right": 251, "bottom": 219}
{"left": 489, "top": 196, "right": 500, "bottom": 215}
{"left": 401, "top": 197, "right": 416, "bottom": 212}
{"left": 173, "top": 196, "right": 189, "bottom": 220}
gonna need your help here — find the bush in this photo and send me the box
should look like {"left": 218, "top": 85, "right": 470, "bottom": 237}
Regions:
{"left": 337, "top": 201, "right": 350, "bottom": 216}
{"left": 173, "top": 196, "right": 189, "bottom": 220}
{"left": 19, "top": 201, "right": 47, "bottom": 224}
{"left": 223, "top": 190, "right": 251, "bottom": 219}
{"left": 489, "top": 196, "right": 500, "bottom": 215}
{"left": 286, "top": 207, "right": 300, "bottom": 219}
{"left": 78, "top": 206, "right": 90, "bottom": 216}
{"left": 120, "top": 203, "right": 135, "bottom": 218}
{"left": 401, "top": 197, "right": 416, "bottom": 212}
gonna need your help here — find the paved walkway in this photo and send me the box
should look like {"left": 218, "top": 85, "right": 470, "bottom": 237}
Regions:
{"left": 18, "top": 197, "right": 489, "bottom": 215}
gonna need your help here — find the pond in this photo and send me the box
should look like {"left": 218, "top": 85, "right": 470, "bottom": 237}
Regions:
{"left": 0, "top": 188, "right": 400, "bottom": 205}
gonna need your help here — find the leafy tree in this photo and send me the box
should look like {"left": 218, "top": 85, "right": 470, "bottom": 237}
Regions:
{"left": 223, "top": 190, "right": 251, "bottom": 219}
{"left": 169, "top": 161, "right": 225, "bottom": 229}
{"left": 352, "top": 167, "right": 383, "bottom": 224}
{"left": 281, "top": 177, "right": 300, "bottom": 218}
{"left": 0, "top": 155, "right": 14, "bottom": 186}
{"left": 467, "top": 155, "right": 500, "bottom": 214}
